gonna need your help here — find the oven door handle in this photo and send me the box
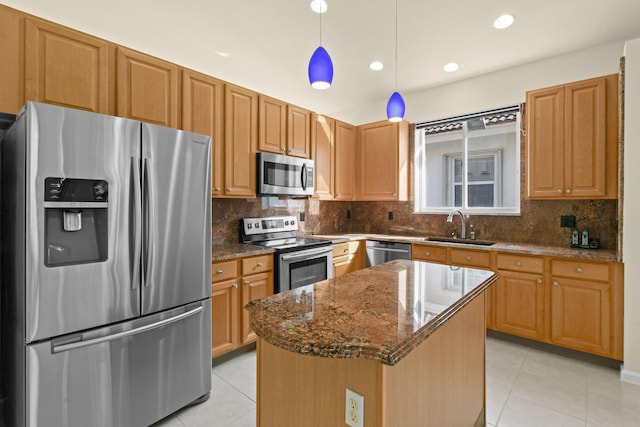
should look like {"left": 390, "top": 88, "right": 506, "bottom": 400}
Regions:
{"left": 281, "top": 246, "right": 331, "bottom": 261}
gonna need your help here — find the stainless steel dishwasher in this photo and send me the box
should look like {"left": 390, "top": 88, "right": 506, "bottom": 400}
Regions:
{"left": 365, "top": 240, "right": 412, "bottom": 267}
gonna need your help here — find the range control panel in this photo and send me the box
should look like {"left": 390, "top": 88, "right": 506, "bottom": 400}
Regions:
{"left": 241, "top": 216, "right": 298, "bottom": 235}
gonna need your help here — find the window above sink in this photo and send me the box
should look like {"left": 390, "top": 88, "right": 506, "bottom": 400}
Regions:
{"left": 414, "top": 106, "right": 521, "bottom": 215}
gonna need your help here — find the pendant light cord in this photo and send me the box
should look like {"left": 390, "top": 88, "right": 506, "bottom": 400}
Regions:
{"left": 319, "top": 1, "right": 323, "bottom": 45}
{"left": 394, "top": 0, "right": 398, "bottom": 91}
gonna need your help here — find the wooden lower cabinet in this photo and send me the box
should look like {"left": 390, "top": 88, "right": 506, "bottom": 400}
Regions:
{"left": 211, "top": 254, "right": 273, "bottom": 358}
{"left": 332, "top": 241, "right": 364, "bottom": 277}
{"left": 495, "top": 271, "right": 545, "bottom": 341}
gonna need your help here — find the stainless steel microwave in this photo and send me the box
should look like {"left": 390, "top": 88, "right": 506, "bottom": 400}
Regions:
{"left": 257, "top": 152, "right": 314, "bottom": 196}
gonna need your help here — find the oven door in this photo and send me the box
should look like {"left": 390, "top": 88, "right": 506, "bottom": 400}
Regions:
{"left": 277, "top": 245, "right": 333, "bottom": 293}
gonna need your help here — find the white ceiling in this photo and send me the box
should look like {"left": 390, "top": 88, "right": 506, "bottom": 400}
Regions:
{"left": 5, "top": 0, "right": 640, "bottom": 122}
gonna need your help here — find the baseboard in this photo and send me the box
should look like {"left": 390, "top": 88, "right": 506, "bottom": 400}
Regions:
{"left": 620, "top": 365, "right": 640, "bottom": 385}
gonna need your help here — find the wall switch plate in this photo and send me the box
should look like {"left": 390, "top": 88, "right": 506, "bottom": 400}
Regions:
{"left": 388, "top": 211, "right": 393, "bottom": 220}
{"left": 345, "top": 388, "right": 364, "bottom": 427}
{"left": 560, "top": 215, "right": 576, "bottom": 228}
{"left": 299, "top": 211, "right": 305, "bottom": 222}
{"left": 347, "top": 209, "right": 351, "bottom": 219}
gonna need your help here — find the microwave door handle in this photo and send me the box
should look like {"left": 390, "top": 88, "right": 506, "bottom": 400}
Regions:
{"left": 280, "top": 247, "right": 330, "bottom": 261}
{"left": 131, "top": 157, "right": 142, "bottom": 290}
{"left": 301, "top": 163, "right": 307, "bottom": 191}
{"left": 51, "top": 306, "right": 203, "bottom": 353}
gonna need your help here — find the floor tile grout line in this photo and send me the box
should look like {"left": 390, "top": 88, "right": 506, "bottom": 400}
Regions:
{"left": 212, "top": 368, "right": 257, "bottom": 404}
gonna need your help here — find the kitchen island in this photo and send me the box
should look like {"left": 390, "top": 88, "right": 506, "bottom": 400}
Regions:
{"left": 246, "top": 259, "right": 498, "bottom": 427}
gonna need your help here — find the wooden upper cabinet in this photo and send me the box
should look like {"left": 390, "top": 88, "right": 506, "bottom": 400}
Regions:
{"left": 224, "top": 84, "right": 258, "bottom": 197}
{"left": 311, "top": 114, "right": 335, "bottom": 199}
{"left": 334, "top": 120, "right": 357, "bottom": 200}
{"left": 25, "top": 17, "right": 112, "bottom": 114}
{"left": 182, "top": 69, "right": 224, "bottom": 196}
{"left": 526, "top": 74, "right": 618, "bottom": 199}
{"left": 0, "top": 5, "right": 23, "bottom": 114}
{"left": 116, "top": 46, "right": 178, "bottom": 128}
{"left": 358, "top": 120, "right": 409, "bottom": 201}
{"left": 287, "top": 105, "right": 311, "bottom": 158}
{"left": 258, "top": 95, "right": 287, "bottom": 154}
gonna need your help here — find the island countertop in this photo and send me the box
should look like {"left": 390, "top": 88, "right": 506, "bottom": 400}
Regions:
{"left": 246, "top": 259, "right": 498, "bottom": 366}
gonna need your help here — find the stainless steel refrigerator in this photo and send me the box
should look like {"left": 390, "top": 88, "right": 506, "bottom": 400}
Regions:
{"left": 1, "top": 102, "right": 212, "bottom": 427}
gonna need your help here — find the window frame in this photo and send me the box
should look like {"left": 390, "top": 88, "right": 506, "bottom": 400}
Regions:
{"left": 414, "top": 107, "right": 521, "bottom": 215}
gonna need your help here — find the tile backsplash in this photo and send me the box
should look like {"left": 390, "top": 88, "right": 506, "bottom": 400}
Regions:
{"left": 213, "top": 197, "right": 618, "bottom": 250}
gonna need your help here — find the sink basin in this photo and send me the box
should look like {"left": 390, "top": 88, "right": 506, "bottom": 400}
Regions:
{"left": 425, "top": 237, "right": 496, "bottom": 246}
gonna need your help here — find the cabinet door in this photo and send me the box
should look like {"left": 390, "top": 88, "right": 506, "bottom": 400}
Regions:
{"left": 312, "top": 114, "right": 335, "bottom": 199}
{"left": 495, "top": 271, "right": 545, "bottom": 341}
{"left": 564, "top": 77, "right": 607, "bottom": 198}
{"left": 211, "top": 279, "right": 239, "bottom": 357}
{"left": 411, "top": 244, "right": 447, "bottom": 264}
{"left": 550, "top": 277, "right": 611, "bottom": 356}
{"left": 182, "top": 69, "right": 224, "bottom": 196}
{"left": 116, "top": 47, "right": 178, "bottom": 127}
{"left": 0, "top": 5, "right": 23, "bottom": 114}
{"left": 25, "top": 17, "right": 111, "bottom": 114}
{"left": 334, "top": 120, "right": 357, "bottom": 200}
{"left": 359, "top": 121, "right": 399, "bottom": 200}
{"left": 287, "top": 105, "right": 311, "bottom": 158}
{"left": 258, "top": 95, "right": 287, "bottom": 154}
{"left": 224, "top": 84, "right": 257, "bottom": 197}
{"left": 526, "top": 85, "right": 565, "bottom": 199}
{"left": 241, "top": 271, "right": 273, "bottom": 345}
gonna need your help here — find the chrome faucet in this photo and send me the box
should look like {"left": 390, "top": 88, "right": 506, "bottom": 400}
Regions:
{"left": 446, "top": 209, "right": 466, "bottom": 239}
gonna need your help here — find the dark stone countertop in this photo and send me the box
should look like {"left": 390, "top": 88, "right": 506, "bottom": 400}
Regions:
{"left": 246, "top": 259, "right": 497, "bottom": 366}
{"left": 212, "top": 242, "right": 274, "bottom": 262}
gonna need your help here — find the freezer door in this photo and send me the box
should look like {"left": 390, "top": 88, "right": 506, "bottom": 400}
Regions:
{"left": 141, "top": 123, "right": 211, "bottom": 314}
{"left": 24, "top": 300, "right": 211, "bottom": 427}
{"left": 23, "top": 102, "right": 142, "bottom": 342}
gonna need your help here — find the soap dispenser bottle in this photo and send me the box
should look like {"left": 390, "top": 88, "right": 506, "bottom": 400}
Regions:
{"left": 469, "top": 224, "right": 476, "bottom": 240}
{"left": 571, "top": 228, "right": 579, "bottom": 247}
{"left": 580, "top": 228, "right": 590, "bottom": 248}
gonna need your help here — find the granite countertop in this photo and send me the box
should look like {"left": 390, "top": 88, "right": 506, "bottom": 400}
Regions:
{"left": 212, "top": 242, "right": 274, "bottom": 262}
{"left": 309, "top": 233, "right": 618, "bottom": 262}
{"left": 246, "top": 259, "right": 498, "bottom": 366}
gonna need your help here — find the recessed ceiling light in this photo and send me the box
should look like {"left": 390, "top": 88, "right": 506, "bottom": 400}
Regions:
{"left": 310, "top": 0, "right": 327, "bottom": 14}
{"left": 370, "top": 61, "right": 384, "bottom": 71}
{"left": 215, "top": 51, "right": 230, "bottom": 58}
{"left": 493, "top": 14, "right": 515, "bottom": 29}
{"left": 444, "top": 62, "right": 459, "bottom": 72}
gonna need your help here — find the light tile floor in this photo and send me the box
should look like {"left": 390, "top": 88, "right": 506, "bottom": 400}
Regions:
{"left": 154, "top": 335, "right": 640, "bottom": 427}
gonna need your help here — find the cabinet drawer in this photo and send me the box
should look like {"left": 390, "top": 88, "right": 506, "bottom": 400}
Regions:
{"left": 212, "top": 260, "right": 237, "bottom": 283}
{"left": 450, "top": 249, "right": 491, "bottom": 269}
{"left": 242, "top": 254, "right": 274, "bottom": 275}
{"left": 496, "top": 253, "right": 544, "bottom": 274}
{"left": 332, "top": 241, "right": 360, "bottom": 257}
{"left": 551, "top": 259, "right": 609, "bottom": 281}
{"left": 412, "top": 244, "right": 447, "bottom": 263}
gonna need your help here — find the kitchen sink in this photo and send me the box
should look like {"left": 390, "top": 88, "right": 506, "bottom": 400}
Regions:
{"left": 425, "top": 237, "right": 496, "bottom": 246}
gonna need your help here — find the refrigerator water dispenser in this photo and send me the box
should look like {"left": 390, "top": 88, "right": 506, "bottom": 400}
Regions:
{"left": 44, "top": 177, "right": 109, "bottom": 266}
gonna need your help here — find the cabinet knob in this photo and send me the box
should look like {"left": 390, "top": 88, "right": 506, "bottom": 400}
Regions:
{"left": 425, "top": 251, "right": 431, "bottom": 256}
{"left": 216, "top": 270, "right": 223, "bottom": 275}
{"left": 232, "top": 283, "right": 238, "bottom": 289}
{"left": 576, "top": 267, "right": 583, "bottom": 273}
{"left": 281, "top": 147, "right": 286, "bottom": 152}
{"left": 466, "top": 256, "right": 472, "bottom": 260}
{"left": 214, "top": 187, "right": 221, "bottom": 192}
{"left": 537, "top": 278, "right": 543, "bottom": 284}
{"left": 244, "top": 280, "right": 250, "bottom": 285}
{"left": 257, "top": 262, "right": 264, "bottom": 267}
{"left": 557, "top": 189, "right": 563, "bottom": 193}
{"left": 552, "top": 281, "right": 559, "bottom": 286}
{"left": 226, "top": 188, "right": 232, "bottom": 192}
{"left": 516, "top": 261, "right": 521, "bottom": 266}
{"left": 566, "top": 189, "right": 572, "bottom": 194}
{"left": 344, "top": 248, "right": 349, "bottom": 253}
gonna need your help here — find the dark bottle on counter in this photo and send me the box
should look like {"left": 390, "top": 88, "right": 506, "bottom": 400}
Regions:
{"left": 580, "top": 228, "right": 590, "bottom": 248}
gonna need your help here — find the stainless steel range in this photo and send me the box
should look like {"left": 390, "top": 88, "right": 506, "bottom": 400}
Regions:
{"left": 240, "top": 216, "right": 333, "bottom": 293}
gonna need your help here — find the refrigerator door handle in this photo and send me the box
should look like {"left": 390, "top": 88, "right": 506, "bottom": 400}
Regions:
{"left": 131, "top": 157, "right": 142, "bottom": 290}
{"left": 142, "top": 157, "right": 154, "bottom": 288}
{"left": 51, "top": 306, "right": 203, "bottom": 353}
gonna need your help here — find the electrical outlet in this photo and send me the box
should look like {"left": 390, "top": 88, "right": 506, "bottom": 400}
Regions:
{"left": 299, "top": 211, "right": 305, "bottom": 222}
{"left": 388, "top": 211, "right": 393, "bottom": 220}
{"left": 346, "top": 209, "right": 351, "bottom": 219}
{"left": 345, "top": 388, "right": 364, "bottom": 427}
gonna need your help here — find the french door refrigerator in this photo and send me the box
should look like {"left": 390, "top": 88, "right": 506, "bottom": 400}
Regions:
{"left": 1, "top": 102, "right": 212, "bottom": 427}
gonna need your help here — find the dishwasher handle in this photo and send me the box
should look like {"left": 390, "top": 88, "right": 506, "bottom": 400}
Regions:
{"left": 367, "top": 246, "right": 411, "bottom": 253}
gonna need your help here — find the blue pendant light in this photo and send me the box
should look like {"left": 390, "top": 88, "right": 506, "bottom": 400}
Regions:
{"left": 387, "top": 0, "right": 405, "bottom": 121}
{"left": 308, "top": 0, "right": 333, "bottom": 90}
{"left": 308, "top": 46, "right": 333, "bottom": 90}
{"left": 387, "top": 92, "right": 405, "bottom": 122}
